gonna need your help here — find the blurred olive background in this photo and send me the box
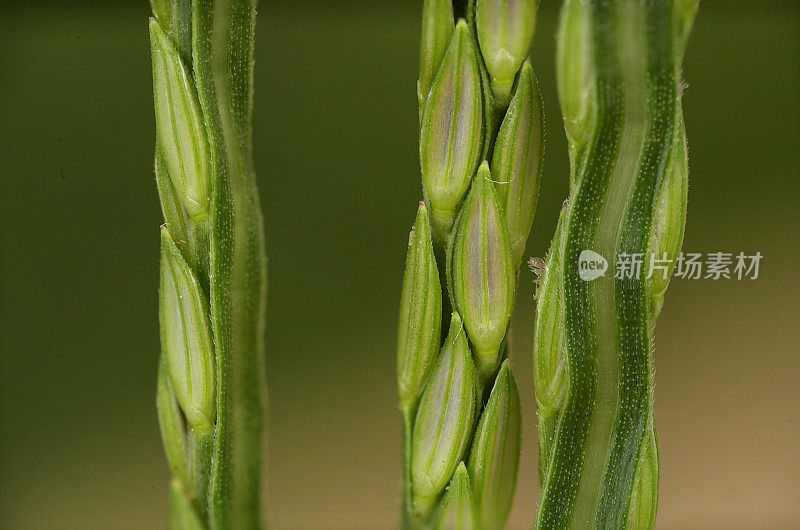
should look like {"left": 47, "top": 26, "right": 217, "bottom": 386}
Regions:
{"left": 1, "top": 1, "right": 798, "bottom": 528}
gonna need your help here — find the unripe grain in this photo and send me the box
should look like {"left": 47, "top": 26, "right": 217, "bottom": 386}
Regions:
{"left": 433, "top": 463, "right": 479, "bottom": 530}
{"left": 412, "top": 313, "right": 480, "bottom": 519}
{"left": 475, "top": 0, "right": 538, "bottom": 107}
{"left": 398, "top": 204, "right": 443, "bottom": 408}
{"left": 150, "top": 19, "right": 210, "bottom": 223}
{"left": 419, "top": 0, "right": 455, "bottom": 113}
{"left": 449, "top": 163, "right": 514, "bottom": 380}
{"left": 159, "top": 226, "right": 215, "bottom": 433}
{"left": 492, "top": 60, "right": 544, "bottom": 266}
{"left": 467, "top": 360, "right": 521, "bottom": 529}
{"left": 420, "top": 20, "right": 484, "bottom": 243}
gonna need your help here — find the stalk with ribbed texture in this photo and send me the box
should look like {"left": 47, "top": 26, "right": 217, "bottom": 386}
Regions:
{"left": 149, "top": 1, "right": 267, "bottom": 527}
{"left": 398, "top": 0, "right": 543, "bottom": 527}
{"left": 532, "top": 1, "right": 696, "bottom": 528}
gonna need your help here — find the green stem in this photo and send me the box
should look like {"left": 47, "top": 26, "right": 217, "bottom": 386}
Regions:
{"left": 188, "top": 427, "right": 214, "bottom": 522}
{"left": 536, "top": 2, "right": 685, "bottom": 528}
{"left": 192, "top": 1, "right": 267, "bottom": 527}
{"left": 401, "top": 405, "right": 416, "bottom": 529}
{"left": 170, "top": 479, "right": 205, "bottom": 530}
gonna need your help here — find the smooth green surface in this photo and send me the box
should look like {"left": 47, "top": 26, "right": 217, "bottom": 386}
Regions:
{"left": 449, "top": 166, "right": 515, "bottom": 378}
{"left": 433, "top": 463, "right": 478, "bottom": 529}
{"left": 1, "top": 2, "right": 799, "bottom": 528}
{"left": 410, "top": 313, "right": 479, "bottom": 519}
{"left": 467, "top": 360, "right": 521, "bottom": 529}
{"left": 397, "top": 204, "right": 442, "bottom": 409}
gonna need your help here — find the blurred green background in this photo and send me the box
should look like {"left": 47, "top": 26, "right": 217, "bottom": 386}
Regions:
{"left": 1, "top": 1, "right": 798, "bottom": 528}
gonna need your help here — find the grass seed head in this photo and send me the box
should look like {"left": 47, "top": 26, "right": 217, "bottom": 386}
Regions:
{"left": 491, "top": 60, "right": 544, "bottom": 266}
{"left": 450, "top": 163, "right": 515, "bottom": 380}
{"left": 419, "top": 0, "right": 455, "bottom": 113}
{"left": 159, "top": 226, "right": 215, "bottom": 433}
{"left": 411, "top": 313, "right": 480, "bottom": 518}
{"left": 397, "top": 203, "right": 443, "bottom": 409}
{"left": 475, "top": 0, "right": 538, "bottom": 107}
{"left": 420, "top": 20, "right": 485, "bottom": 243}
{"left": 556, "top": 0, "right": 596, "bottom": 149}
{"left": 467, "top": 360, "right": 521, "bottom": 529}
{"left": 433, "top": 462, "right": 479, "bottom": 530}
{"left": 150, "top": 19, "right": 210, "bottom": 223}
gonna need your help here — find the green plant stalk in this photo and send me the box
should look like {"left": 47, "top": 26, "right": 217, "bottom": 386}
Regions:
{"left": 399, "top": 1, "right": 543, "bottom": 527}
{"left": 150, "top": 1, "right": 267, "bottom": 528}
{"left": 533, "top": 1, "right": 696, "bottom": 528}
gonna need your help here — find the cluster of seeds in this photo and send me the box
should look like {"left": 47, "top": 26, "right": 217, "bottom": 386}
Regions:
{"left": 398, "top": 1, "right": 544, "bottom": 527}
